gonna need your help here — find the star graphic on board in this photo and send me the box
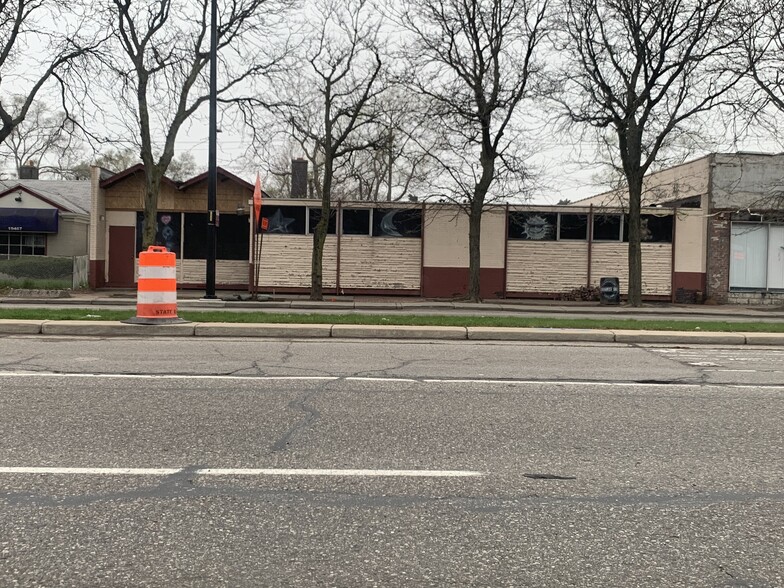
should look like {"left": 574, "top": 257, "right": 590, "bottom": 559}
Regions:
{"left": 267, "top": 209, "right": 296, "bottom": 233}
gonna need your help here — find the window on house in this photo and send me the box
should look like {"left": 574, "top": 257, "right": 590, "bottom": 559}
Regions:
{"left": 342, "top": 209, "right": 371, "bottom": 235}
{"left": 593, "top": 214, "right": 622, "bottom": 241}
{"left": 508, "top": 212, "right": 557, "bottom": 240}
{"left": 558, "top": 214, "right": 588, "bottom": 240}
{"left": 308, "top": 208, "right": 337, "bottom": 234}
{"left": 260, "top": 205, "right": 306, "bottom": 234}
{"left": 730, "top": 224, "right": 771, "bottom": 289}
{"left": 372, "top": 208, "right": 422, "bottom": 238}
{"left": 0, "top": 232, "right": 45, "bottom": 257}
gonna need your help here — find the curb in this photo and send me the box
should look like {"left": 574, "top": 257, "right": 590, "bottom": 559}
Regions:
{"left": 1, "top": 320, "right": 783, "bottom": 345}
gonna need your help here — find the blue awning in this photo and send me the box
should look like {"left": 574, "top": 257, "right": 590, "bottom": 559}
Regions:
{"left": 0, "top": 208, "right": 59, "bottom": 233}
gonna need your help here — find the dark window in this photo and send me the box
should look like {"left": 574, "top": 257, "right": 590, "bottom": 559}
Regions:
{"left": 593, "top": 214, "right": 622, "bottom": 241}
{"left": 342, "top": 209, "right": 370, "bottom": 235}
{"left": 624, "top": 214, "right": 673, "bottom": 243}
{"left": 183, "top": 213, "right": 208, "bottom": 259}
{"left": 508, "top": 212, "right": 557, "bottom": 240}
{"left": 558, "top": 214, "right": 588, "bottom": 240}
{"left": 308, "top": 208, "right": 337, "bottom": 234}
{"left": 183, "top": 213, "right": 250, "bottom": 260}
{"left": 0, "top": 232, "right": 45, "bottom": 256}
{"left": 136, "top": 212, "right": 181, "bottom": 254}
{"left": 372, "top": 208, "right": 422, "bottom": 238}
{"left": 260, "top": 205, "right": 306, "bottom": 234}
{"left": 217, "top": 214, "right": 250, "bottom": 260}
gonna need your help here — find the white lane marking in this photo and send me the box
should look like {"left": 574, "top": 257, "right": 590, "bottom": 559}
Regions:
{"left": 0, "top": 467, "right": 181, "bottom": 475}
{"left": 0, "top": 371, "right": 336, "bottom": 382}
{"left": 0, "top": 467, "right": 482, "bottom": 478}
{"left": 198, "top": 468, "right": 482, "bottom": 477}
{"left": 0, "top": 371, "right": 783, "bottom": 390}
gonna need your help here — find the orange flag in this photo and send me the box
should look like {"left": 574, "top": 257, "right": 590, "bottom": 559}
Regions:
{"left": 253, "top": 173, "right": 262, "bottom": 226}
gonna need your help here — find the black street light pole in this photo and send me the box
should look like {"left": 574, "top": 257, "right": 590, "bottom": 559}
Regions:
{"left": 205, "top": 0, "right": 218, "bottom": 299}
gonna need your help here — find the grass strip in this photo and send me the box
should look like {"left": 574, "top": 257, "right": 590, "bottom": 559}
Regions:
{"left": 0, "top": 308, "right": 782, "bottom": 332}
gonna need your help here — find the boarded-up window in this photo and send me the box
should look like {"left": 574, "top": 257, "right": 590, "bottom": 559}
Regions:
{"left": 593, "top": 215, "right": 622, "bottom": 241}
{"left": 261, "top": 206, "right": 306, "bottom": 234}
{"left": 558, "top": 214, "right": 588, "bottom": 240}
{"left": 342, "top": 209, "right": 371, "bottom": 235}
{"left": 308, "top": 208, "right": 337, "bottom": 234}
{"left": 136, "top": 212, "right": 181, "bottom": 254}
{"left": 183, "top": 213, "right": 249, "bottom": 260}
{"left": 372, "top": 208, "right": 422, "bottom": 238}
{"left": 508, "top": 212, "right": 557, "bottom": 240}
{"left": 623, "top": 214, "right": 673, "bottom": 243}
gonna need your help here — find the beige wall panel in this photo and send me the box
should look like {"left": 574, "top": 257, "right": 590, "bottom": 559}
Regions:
{"left": 590, "top": 243, "right": 672, "bottom": 295}
{"left": 252, "top": 235, "right": 337, "bottom": 289}
{"left": 674, "top": 209, "right": 707, "bottom": 273}
{"left": 711, "top": 153, "right": 784, "bottom": 209}
{"left": 424, "top": 208, "right": 468, "bottom": 267}
{"left": 90, "top": 168, "right": 107, "bottom": 260}
{"left": 106, "top": 211, "right": 137, "bottom": 226}
{"left": 47, "top": 217, "right": 89, "bottom": 257}
{"left": 340, "top": 236, "right": 421, "bottom": 290}
{"left": 423, "top": 207, "right": 506, "bottom": 268}
{"left": 0, "top": 192, "right": 57, "bottom": 209}
{"left": 506, "top": 241, "right": 589, "bottom": 293}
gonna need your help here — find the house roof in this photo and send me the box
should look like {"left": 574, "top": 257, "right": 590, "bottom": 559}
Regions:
{"left": 0, "top": 179, "right": 91, "bottom": 215}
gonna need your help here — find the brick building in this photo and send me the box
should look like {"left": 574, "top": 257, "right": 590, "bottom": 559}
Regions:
{"left": 575, "top": 152, "right": 784, "bottom": 304}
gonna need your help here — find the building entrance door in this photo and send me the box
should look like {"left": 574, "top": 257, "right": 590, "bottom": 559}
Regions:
{"left": 108, "top": 226, "right": 136, "bottom": 287}
{"left": 768, "top": 226, "right": 784, "bottom": 290}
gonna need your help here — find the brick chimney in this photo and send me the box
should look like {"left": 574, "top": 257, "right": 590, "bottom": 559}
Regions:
{"left": 19, "top": 161, "right": 39, "bottom": 180}
{"left": 291, "top": 158, "right": 308, "bottom": 198}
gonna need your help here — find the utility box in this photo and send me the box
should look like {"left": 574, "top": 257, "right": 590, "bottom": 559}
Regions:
{"left": 599, "top": 277, "right": 620, "bottom": 305}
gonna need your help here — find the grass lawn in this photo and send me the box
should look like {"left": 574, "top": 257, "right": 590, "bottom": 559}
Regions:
{"left": 0, "top": 308, "right": 782, "bottom": 332}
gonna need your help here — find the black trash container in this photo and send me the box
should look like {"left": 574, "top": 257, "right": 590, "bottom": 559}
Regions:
{"left": 599, "top": 277, "right": 620, "bottom": 305}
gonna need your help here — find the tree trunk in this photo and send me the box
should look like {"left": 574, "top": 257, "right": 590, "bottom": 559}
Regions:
{"left": 141, "top": 169, "right": 163, "bottom": 249}
{"left": 310, "top": 151, "right": 332, "bottom": 301}
{"left": 626, "top": 174, "right": 643, "bottom": 307}
{"left": 467, "top": 201, "right": 483, "bottom": 302}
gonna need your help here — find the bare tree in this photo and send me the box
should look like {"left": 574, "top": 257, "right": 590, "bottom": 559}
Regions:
{"left": 0, "top": 0, "right": 101, "bottom": 145}
{"left": 737, "top": 0, "right": 784, "bottom": 215}
{"left": 95, "top": 0, "right": 291, "bottom": 248}
{"left": 397, "top": 0, "right": 549, "bottom": 301}
{"left": 269, "top": 0, "right": 386, "bottom": 300}
{"left": 558, "top": 0, "right": 748, "bottom": 306}
{"left": 0, "top": 97, "right": 80, "bottom": 177}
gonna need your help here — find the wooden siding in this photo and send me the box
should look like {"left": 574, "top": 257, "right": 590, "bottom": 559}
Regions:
{"left": 254, "top": 235, "right": 337, "bottom": 289}
{"left": 133, "top": 259, "right": 248, "bottom": 285}
{"left": 506, "top": 241, "right": 589, "bottom": 293}
{"left": 339, "top": 236, "right": 421, "bottom": 291}
{"left": 591, "top": 243, "right": 672, "bottom": 295}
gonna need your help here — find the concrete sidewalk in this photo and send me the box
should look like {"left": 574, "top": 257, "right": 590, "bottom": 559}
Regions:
{"left": 3, "top": 289, "right": 784, "bottom": 320}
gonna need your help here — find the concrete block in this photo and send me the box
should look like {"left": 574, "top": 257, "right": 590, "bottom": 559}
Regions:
{"left": 612, "top": 329, "right": 746, "bottom": 345}
{"left": 194, "top": 323, "right": 333, "bottom": 338}
{"left": 0, "top": 319, "right": 44, "bottom": 334}
{"left": 331, "top": 324, "right": 467, "bottom": 340}
{"left": 743, "top": 332, "right": 784, "bottom": 345}
{"left": 467, "top": 327, "right": 615, "bottom": 342}
{"left": 41, "top": 320, "right": 196, "bottom": 337}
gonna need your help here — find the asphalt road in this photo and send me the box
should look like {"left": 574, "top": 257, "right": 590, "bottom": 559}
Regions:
{"left": 1, "top": 337, "right": 783, "bottom": 587}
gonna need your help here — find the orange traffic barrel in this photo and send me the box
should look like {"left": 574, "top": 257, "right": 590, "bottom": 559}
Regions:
{"left": 123, "top": 246, "right": 188, "bottom": 325}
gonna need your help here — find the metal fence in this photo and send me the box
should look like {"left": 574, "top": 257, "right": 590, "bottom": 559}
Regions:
{"left": 0, "top": 255, "right": 89, "bottom": 290}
